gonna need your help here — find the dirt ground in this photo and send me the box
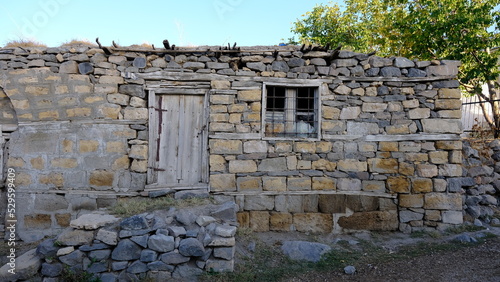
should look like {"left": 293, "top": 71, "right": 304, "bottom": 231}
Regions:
{"left": 242, "top": 226, "right": 500, "bottom": 282}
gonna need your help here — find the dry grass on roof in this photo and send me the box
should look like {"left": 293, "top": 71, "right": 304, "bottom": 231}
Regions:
{"left": 60, "top": 39, "right": 98, "bottom": 47}
{"left": 3, "top": 39, "right": 47, "bottom": 48}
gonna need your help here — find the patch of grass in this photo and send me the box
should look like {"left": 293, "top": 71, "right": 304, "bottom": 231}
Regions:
{"left": 4, "top": 39, "right": 46, "bottom": 48}
{"left": 129, "top": 42, "right": 153, "bottom": 48}
{"left": 445, "top": 224, "right": 485, "bottom": 235}
{"left": 60, "top": 39, "right": 97, "bottom": 47}
{"left": 109, "top": 195, "right": 214, "bottom": 217}
{"left": 60, "top": 266, "right": 101, "bottom": 282}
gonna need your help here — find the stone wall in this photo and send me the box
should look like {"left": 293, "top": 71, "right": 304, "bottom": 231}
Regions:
{"left": 0, "top": 201, "right": 238, "bottom": 281}
{"left": 0, "top": 44, "right": 464, "bottom": 239}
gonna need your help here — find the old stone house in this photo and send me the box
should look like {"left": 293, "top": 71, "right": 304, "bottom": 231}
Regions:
{"left": 0, "top": 45, "right": 463, "bottom": 242}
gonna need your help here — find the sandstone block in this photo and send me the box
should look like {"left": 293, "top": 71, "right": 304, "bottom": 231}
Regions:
{"left": 229, "top": 160, "right": 257, "bottom": 173}
{"left": 295, "top": 142, "right": 317, "bottom": 153}
{"left": 211, "top": 80, "right": 231, "bottom": 89}
{"left": 210, "top": 174, "right": 236, "bottom": 191}
{"left": 421, "top": 119, "right": 462, "bottom": 134}
{"left": 435, "top": 141, "right": 462, "bottom": 150}
{"left": 387, "top": 176, "right": 410, "bottom": 193}
{"left": 362, "top": 103, "right": 387, "bottom": 112}
{"left": 254, "top": 176, "right": 283, "bottom": 191}
{"left": 79, "top": 140, "right": 99, "bottom": 153}
{"left": 399, "top": 194, "right": 424, "bottom": 208}
{"left": 209, "top": 155, "right": 226, "bottom": 172}
{"left": 270, "top": 212, "right": 293, "bottom": 232}
{"left": 237, "top": 176, "right": 262, "bottom": 191}
{"left": 338, "top": 210, "right": 398, "bottom": 231}
{"left": 293, "top": 213, "right": 333, "bottom": 233}
{"left": 210, "top": 140, "right": 242, "bottom": 154}
{"left": 362, "top": 180, "right": 386, "bottom": 193}
{"left": 238, "top": 90, "right": 261, "bottom": 101}
{"left": 243, "top": 140, "right": 267, "bottom": 153}
{"left": 210, "top": 95, "right": 234, "bottom": 105}
{"left": 237, "top": 212, "right": 250, "bottom": 228}
{"left": 399, "top": 162, "right": 415, "bottom": 176}
{"left": 368, "top": 158, "right": 398, "bottom": 173}
{"left": 124, "top": 107, "right": 148, "bottom": 120}
{"left": 322, "top": 106, "right": 340, "bottom": 119}
{"left": 312, "top": 177, "right": 335, "bottom": 190}
{"left": 66, "top": 107, "right": 91, "bottom": 118}
{"left": 412, "top": 178, "right": 433, "bottom": 193}
{"left": 417, "top": 164, "right": 438, "bottom": 178}
{"left": 379, "top": 142, "right": 399, "bottom": 152}
{"left": 131, "top": 159, "right": 147, "bottom": 173}
{"left": 338, "top": 159, "right": 367, "bottom": 172}
{"left": 51, "top": 158, "right": 77, "bottom": 168}
{"left": 429, "top": 151, "right": 448, "bottom": 164}
{"left": 340, "top": 107, "right": 361, "bottom": 119}
{"left": 249, "top": 211, "right": 270, "bottom": 232}
{"left": 312, "top": 159, "right": 336, "bottom": 171}
{"left": 89, "top": 170, "right": 114, "bottom": 186}
{"left": 424, "top": 193, "right": 462, "bottom": 210}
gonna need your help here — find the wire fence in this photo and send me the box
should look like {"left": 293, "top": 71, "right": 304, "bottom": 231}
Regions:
{"left": 461, "top": 95, "right": 497, "bottom": 135}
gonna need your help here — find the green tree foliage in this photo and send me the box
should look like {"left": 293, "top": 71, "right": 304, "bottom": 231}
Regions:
{"left": 291, "top": 0, "right": 500, "bottom": 136}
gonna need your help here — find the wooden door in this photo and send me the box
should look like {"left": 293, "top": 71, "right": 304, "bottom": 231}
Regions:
{"left": 148, "top": 92, "right": 208, "bottom": 188}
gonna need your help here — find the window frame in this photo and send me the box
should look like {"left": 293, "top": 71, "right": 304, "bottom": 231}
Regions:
{"left": 261, "top": 82, "right": 322, "bottom": 141}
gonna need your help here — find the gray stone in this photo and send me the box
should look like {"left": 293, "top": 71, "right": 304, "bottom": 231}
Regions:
{"left": 272, "top": 61, "right": 290, "bottom": 72}
{"left": 196, "top": 215, "right": 217, "bottom": 227}
{"left": 148, "top": 234, "right": 175, "bottom": 252}
{"left": 89, "top": 249, "right": 111, "bottom": 261}
{"left": 117, "top": 272, "right": 138, "bottom": 282}
{"left": 0, "top": 249, "right": 41, "bottom": 281}
{"left": 70, "top": 213, "right": 119, "bottom": 230}
{"left": 474, "top": 219, "right": 483, "bottom": 227}
{"left": 127, "top": 261, "right": 148, "bottom": 274}
{"left": 258, "top": 157, "right": 287, "bottom": 171}
{"left": 172, "top": 263, "right": 204, "bottom": 279}
{"left": 281, "top": 241, "right": 331, "bottom": 262}
{"left": 130, "top": 235, "right": 149, "bottom": 248}
{"left": 399, "top": 210, "right": 424, "bottom": 222}
{"left": 79, "top": 243, "right": 110, "bottom": 252}
{"left": 167, "top": 226, "right": 186, "bottom": 237}
{"left": 41, "top": 262, "right": 63, "bottom": 277}
{"left": 453, "top": 234, "right": 477, "bottom": 243}
{"left": 205, "top": 259, "right": 235, "bottom": 272}
{"left": 96, "top": 229, "right": 118, "bottom": 245}
{"left": 112, "top": 261, "right": 128, "bottom": 271}
{"left": 380, "top": 67, "right": 402, "bottom": 77}
{"left": 246, "top": 62, "right": 266, "bottom": 72}
{"left": 119, "top": 229, "right": 150, "bottom": 238}
{"left": 213, "top": 247, "right": 235, "bottom": 260}
{"left": 36, "top": 238, "right": 59, "bottom": 259}
{"left": 160, "top": 252, "right": 190, "bottom": 265}
{"left": 310, "top": 58, "right": 327, "bottom": 66}
{"left": 215, "top": 225, "right": 237, "bottom": 237}
{"left": 176, "top": 210, "right": 197, "bottom": 225}
{"left": 183, "top": 62, "right": 205, "bottom": 70}
{"left": 288, "top": 58, "right": 305, "bottom": 67}
{"left": 147, "top": 261, "right": 174, "bottom": 271}
{"left": 175, "top": 190, "right": 209, "bottom": 199}
{"left": 59, "top": 61, "right": 79, "bottom": 73}
{"left": 408, "top": 68, "right": 427, "bottom": 77}
{"left": 347, "top": 121, "right": 379, "bottom": 135}
{"left": 57, "top": 229, "right": 94, "bottom": 246}
{"left": 481, "top": 195, "right": 498, "bottom": 205}
{"left": 244, "top": 195, "right": 274, "bottom": 210}
{"left": 344, "top": 265, "right": 356, "bottom": 275}
{"left": 120, "top": 215, "right": 149, "bottom": 230}
{"left": 100, "top": 273, "right": 118, "bottom": 282}
{"left": 140, "top": 249, "right": 158, "bottom": 262}
{"left": 78, "top": 62, "right": 94, "bottom": 74}
{"left": 59, "top": 250, "right": 85, "bottom": 266}
{"left": 179, "top": 238, "right": 206, "bottom": 257}
{"left": 87, "top": 262, "right": 108, "bottom": 273}
{"left": 211, "top": 201, "right": 238, "bottom": 222}
{"left": 207, "top": 62, "right": 229, "bottom": 69}
{"left": 119, "top": 84, "right": 145, "bottom": 98}
{"left": 133, "top": 57, "right": 147, "bottom": 68}
{"left": 394, "top": 57, "right": 415, "bottom": 68}
{"left": 111, "top": 239, "right": 142, "bottom": 261}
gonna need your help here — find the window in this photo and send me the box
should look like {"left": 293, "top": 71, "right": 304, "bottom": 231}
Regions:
{"left": 264, "top": 85, "right": 319, "bottom": 138}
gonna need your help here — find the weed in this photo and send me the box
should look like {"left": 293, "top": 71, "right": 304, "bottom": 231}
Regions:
{"left": 4, "top": 39, "right": 46, "bottom": 48}
{"left": 445, "top": 224, "right": 485, "bottom": 235}
{"left": 60, "top": 265, "right": 101, "bottom": 282}
{"left": 60, "top": 39, "right": 97, "bottom": 47}
{"left": 53, "top": 241, "right": 64, "bottom": 247}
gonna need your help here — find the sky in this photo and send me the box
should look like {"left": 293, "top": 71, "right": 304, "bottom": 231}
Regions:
{"left": 0, "top": 0, "right": 335, "bottom": 48}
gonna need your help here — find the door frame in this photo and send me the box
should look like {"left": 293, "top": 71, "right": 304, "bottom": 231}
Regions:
{"left": 146, "top": 89, "right": 209, "bottom": 190}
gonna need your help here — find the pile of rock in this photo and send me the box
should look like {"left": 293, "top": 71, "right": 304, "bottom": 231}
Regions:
{"left": 462, "top": 140, "right": 500, "bottom": 224}
{"left": 0, "top": 201, "right": 238, "bottom": 281}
